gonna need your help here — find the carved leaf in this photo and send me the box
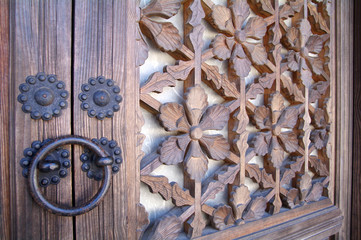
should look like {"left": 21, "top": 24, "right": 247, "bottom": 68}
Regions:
{"left": 231, "top": 44, "right": 252, "bottom": 78}
{"left": 270, "top": 136, "right": 284, "bottom": 168}
{"left": 289, "top": 0, "right": 304, "bottom": 13}
{"left": 306, "top": 35, "right": 326, "bottom": 54}
{"left": 167, "top": 60, "right": 194, "bottom": 80}
{"left": 277, "top": 106, "right": 299, "bottom": 129}
{"left": 300, "top": 58, "right": 313, "bottom": 88}
{"left": 299, "top": 174, "right": 312, "bottom": 201}
{"left": 286, "top": 27, "right": 301, "bottom": 50}
{"left": 185, "top": 141, "right": 208, "bottom": 181}
{"left": 270, "top": 91, "right": 285, "bottom": 114}
{"left": 188, "top": 0, "right": 205, "bottom": 27}
{"left": 212, "top": 34, "right": 234, "bottom": 61}
{"left": 221, "top": 76, "right": 240, "bottom": 99}
{"left": 142, "top": 0, "right": 182, "bottom": 19}
{"left": 308, "top": 56, "right": 324, "bottom": 75}
{"left": 159, "top": 103, "right": 190, "bottom": 132}
{"left": 256, "top": 0, "right": 274, "bottom": 14}
{"left": 140, "top": 17, "right": 182, "bottom": 52}
{"left": 280, "top": 4, "right": 295, "bottom": 19}
{"left": 171, "top": 182, "right": 194, "bottom": 206}
{"left": 313, "top": 108, "right": 327, "bottom": 128}
{"left": 201, "top": 63, "right": 223, "bottom": 89}
{"left": 159, "top": 136, "right": 187, "bottom": 165}
{"left": 189, "top": 25, "right": 205, "bottom": 52}
{"left": 188, "top": 212, "right": 207, "bottom": 238}
{"left": 211, "top": 5, "right": 235, "bottom": 34}
{"left": 300, "top": 19, "right": 312, "bottom": 46}
{"left": 242, "top": 42, "right": 267, "bottom": 65}
{"left": 137, "top": 203, "right": 150, "bottom": 240}
{"left": 199, "top": 105, "right": 230, "bottom": 131}
{"left": 281, "top": 74, "right": 305, "bottom": 103}
{"left": 272, "top": 25, "right": 282, "bottom": 46}
{"left": 246, "top": 83, "right": 264, "bottom": 100}
{"left": 200, "top": 135, "right": 230, "bottom": 160}
{"left": 243, "top": 197, "right": 267, "bottom": 220}
{"left": 305, "top": 182, "right": 324, "bottom": 202}
{"left": 230, "top": 185, "right": 251, "bottom": 220}
{"left": 290, "top": 156, "right": 305, "bottom": 173}
{"left": 258, "top": 72, "right": 275, "bottom": 89}
{"left": 141, "top": 175, "right": 172, "bottom": 200}
{"left": 262, "top": 169, "right": 276, "bottom": 188}
{"left": 309, "top": 156, "right": 329, "bottom": 176}
{"left": 309, "top": 81, "right": 329, "bottom": 103}
{"left": 246, "top": 164, "right": 262, "bottom": 183}
{"left": 244, "top": 17, "right": 267, "bottom": 40}
{"left": 286, "top": 188, "right": 300, "bottom": 208}
{"left": 278, "top": 131, "right": 299, "bottom": 153}
{"left": 141, "top": 72, "right": 176, "bottom": 94}
{"left": 310, "top": 129, "right": 327, "bottom": 150}
{"left": 281, "top": 169, "right": 296, "bottom": 186}
{"left": 230, "top": 0, "right": 250, "bottom": 30}
{"left": 150, "top": 215, "right": 182, "bottom": 240}
{"left": 254, "top": 106, "right": 272, "bottom": 130}
{"left": 185, "top": 85, "right": 208, "bottom": 125}
{"left": 212, "top": 205, "right": 235, "bottom": 230}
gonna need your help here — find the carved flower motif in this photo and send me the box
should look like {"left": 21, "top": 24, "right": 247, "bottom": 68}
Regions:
{"left": 210, "top": 0, "right": 267, "bottom": 78}
{"left": 285, "top": 19, "right": 329, "bottom": 87}
{"left": 159, "top": 85, "right": 230, "bottom": 181}
{"left": 251, "top": 92, "right": 299, "bottom": 168}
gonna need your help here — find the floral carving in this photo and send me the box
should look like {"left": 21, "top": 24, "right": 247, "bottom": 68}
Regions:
{"left": 210, "top": 0, "right": 267, "bottom": 77}
{"left": 159, "top": 85, "right": 230, "bottom": 181}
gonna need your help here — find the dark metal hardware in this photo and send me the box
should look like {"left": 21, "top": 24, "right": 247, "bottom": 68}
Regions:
{"left": 21, "top": 136, "right": 120, "bottom": 216}
{"left": 18, "top": 73, "right": 69, "bottom": 120}
{"left": 80, "top": 137, "right": 122, "bottom": 181}
{"left": 79, "top": 76, "right": 122, "bottom": 120}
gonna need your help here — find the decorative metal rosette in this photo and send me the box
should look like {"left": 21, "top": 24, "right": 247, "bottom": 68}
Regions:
{"left": 80, "top": 137, "right": 122, "bottom": 181}
{"left": 17, "top": 72, "right": 69, "bottom": 120}
{"left": 79, "top": 76, "right": 122, "bottom": 120}
{"left": 20, "top": 140, "right": 71, "bottom": 187}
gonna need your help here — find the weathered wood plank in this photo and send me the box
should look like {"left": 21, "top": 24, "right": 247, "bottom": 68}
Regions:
{"left": 0, "top": 0, "right": 10, "bottom": 239}
{"left": 9, "top": 0, "right": 73, "bottom": 239}
{"left": 73, "top": 0, "right": 138, "bottom": 239}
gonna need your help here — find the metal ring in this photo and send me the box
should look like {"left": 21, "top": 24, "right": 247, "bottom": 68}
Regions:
{"left": 28, "top": 136, "right": 112, "bottom": 216}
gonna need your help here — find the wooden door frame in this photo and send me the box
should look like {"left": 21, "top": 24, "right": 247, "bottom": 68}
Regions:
{"left": 0, "top": 0, "right": 354, "bottom": 239}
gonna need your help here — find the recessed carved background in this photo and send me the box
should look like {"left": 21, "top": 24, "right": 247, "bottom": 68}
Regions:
{"left": 137, "top": 0, "right": 332, "bottom": 238}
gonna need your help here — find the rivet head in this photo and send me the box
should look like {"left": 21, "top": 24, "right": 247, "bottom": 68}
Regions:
{"left": 93, "top": 90, "right": 110, "bottom": 107}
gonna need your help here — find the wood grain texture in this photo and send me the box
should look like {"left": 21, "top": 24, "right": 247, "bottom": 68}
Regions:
{"left": 73, "top": 0, "right": 138, "bottom": 239}
{"left": 9, "top": 0, "right": 73, "bottom": 239}
{"left": 0, "top": 0, "right": 10, "bottom": 238}
{"left": 352, "top": 0, "right": 361, "bottom": 238}
{"left": 335, "top": 0, "right": 354, "bottom": 239}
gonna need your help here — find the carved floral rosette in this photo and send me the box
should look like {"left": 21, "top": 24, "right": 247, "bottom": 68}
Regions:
{"left": 137, "top": 0, "right": 332, "bottom": 238}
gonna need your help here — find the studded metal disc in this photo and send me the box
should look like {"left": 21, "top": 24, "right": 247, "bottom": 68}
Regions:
{"left": 80, "top": 137, "right": 122, "bottom": 181}
{"left": 20, "top": 140, "right": 71, "bottom": 187}
{"left": 79, "top": 76, "right": 122, "bottom": 120}
{"left": 17, "top": 72, "right": 69, "bottom": 120}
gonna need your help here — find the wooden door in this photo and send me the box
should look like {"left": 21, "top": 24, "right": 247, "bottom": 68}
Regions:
{"left": 0, "top": 0, "right": 353, "bottom": 239}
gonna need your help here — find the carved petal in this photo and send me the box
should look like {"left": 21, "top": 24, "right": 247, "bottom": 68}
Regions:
{"left": 286, "top": 27, "right": 301, "bottom": 50}
{"left": 262, "top": 169, "right": 276, "bottom": 188}
{"left": 167, "top": 60, "right": 194, "bottom": 80}
{"left": 142, "top": 0, "right": 182, "bottom": 19}
{"left": 286, "top": 188, "right": 300, "bottom": 209}
{"left": 287, "top": 50, "right": 300, "bottom": 72}
{"left": 306, "top": 35, "right": 326, "bottom": 54}
{"left": 242, "top": 42, "right": 267, "bottom": 65}
{"left": 229, "top": 0, "right": 250, "bottom": 30}
{"left": 270, "top": 92, "right": 285, "bottom": 123}
{"left": 305, "top": 182, "right": 323, "bottom": 202}
{"left": 231, "top": 44, "right": 252, "bottom": 78}
{"left": 159, "top": 103, "right": 190, "bottom": 132}
{"left": 211, "top": 34, "right": 234, "bottom": 61}
{"left": 254, "top": 105, "right": 272, "bottom": 129}
{"left": 211, "top": 5, "right": 235, "bottom": 35}
{"left": 243, "top": 197, "right": 267, "bottom": 220}
{"left": 149, "top": 215, "right": 182, "bottom": 240}
{"left": 185, "top": 85, "right": 208, "bottom": 126}
{"left": 244, "top": 17, "right": 267, "bottom": 40}
{"left": 212, "top": 205, "right": 235, "bottom": 230}
{"left": 270, "top": 136, "right": 284, "bottom": 168}
{"left": 277, "top": 106, "right": 299, "bottom": 129}
{"left": 279, "top": 131, "right": 299, "bottom": 153}
{"left": 246, "top": 164, "right": 262, "bottom": 183}
{"left": 310, "top": 129, "right": 327, "bottom": 150}
{"left": 300, "top": 58, "right": 313, "bottom": 88}
{"left": 252, "top": 132, "right": 270, "bottom": 156}
{"left": 280, "top": 4, "right": 294, "bottom": 19}
{"left": 308, "top": 56, "right": 324, "bottom": 75}
{"left": 299, "top": 174, "right": 312, "bottom": 201}
{"left": 159, "top": 136, "right": 188, "bottom": 165}
{"left": 141, "top": 175, "right": 172, "bottom": 200}
{"left": 200, "top": 135, "right": 230, "bottom": 160}
{"left": 184, "top": 140, "right": 208, "bottom": 181}
{"left": 140, "top": 17, "right": 182, "bottom": 52}
{"left": 258, "top": 73, "right": 275, "bottom": 89}
{"left": 299, "top": 19, "right": 312, "bottom": 46}
{"left": 230, "top": 185, "right": 251, "bottom": 220}
{"left": 199, "top": 105, "right": 230, "bottom": 131}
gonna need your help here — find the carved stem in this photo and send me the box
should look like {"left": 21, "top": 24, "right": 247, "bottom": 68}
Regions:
{"left": 238, "top": 77, "right": 248, "bottom": 185}
{"left": 275, "top": 0, "right": 280, "bottom": 92}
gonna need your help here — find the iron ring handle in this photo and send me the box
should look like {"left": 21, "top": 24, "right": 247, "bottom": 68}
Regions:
{"left": 28, "top": 136, "right": 112, "bottom": 216}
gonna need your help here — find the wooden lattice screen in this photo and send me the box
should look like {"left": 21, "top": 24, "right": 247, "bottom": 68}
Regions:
{"left": 136, "top": 0, "right": 342, "bottom": 238}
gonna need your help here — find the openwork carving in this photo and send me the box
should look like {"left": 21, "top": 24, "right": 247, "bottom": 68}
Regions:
{"left": 137, "top": 0, "right": 332, "bottom": 238}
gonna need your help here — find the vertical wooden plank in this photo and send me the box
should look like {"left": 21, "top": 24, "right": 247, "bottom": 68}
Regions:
{"left": 0, "top": 0, "right": 10, "bottom": 239}
{"left": 73, "top": 0, "right": 138, "bottom": 239}
{"left": 352, "top": 0, "right": 361, "bottom": 238}
{"left": 335, "top": 0, "right": 353, "bottom": 239}
{"left": 9, "top": 0, "right": 73, "bottom": 239}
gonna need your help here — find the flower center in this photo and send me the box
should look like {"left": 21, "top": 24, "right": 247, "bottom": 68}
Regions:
{"left": 34, "top": 87, "right": 54, "bottom": 106}
{"left": 272, "top": 125, "right": 282, "bottom": 136}
{"left": 235, "top": 30, "right": 246, "bottom": 43}
{"left": 190, "top": 126, "right": 203, "bottom": 140}
{"left": 93, "top": 90, "right": 110, "bottom": 106}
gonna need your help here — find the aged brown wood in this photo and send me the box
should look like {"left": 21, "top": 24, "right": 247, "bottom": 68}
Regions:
{"left": 352, "top": 0, "right": 361, "bottom": 238}
{"left": 73, "top": 0, "right": 138, "bottom": 239}
{"left": 9, "top": 0, "right": 73, "bottom": 239}
{"left": 0, "top": 0, "right": 10, "bottom": 238}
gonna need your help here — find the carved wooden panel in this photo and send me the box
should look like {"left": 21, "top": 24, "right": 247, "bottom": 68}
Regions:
{"left": 137, "top": 0, "right": 337, "bottom": 238}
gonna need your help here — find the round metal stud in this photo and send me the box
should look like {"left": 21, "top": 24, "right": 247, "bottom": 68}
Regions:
{"left": 17, "top": 73, "right": 69, "bottom": 120}
{"left": 79, "top": 76, "right": 122, "bottom": 120}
